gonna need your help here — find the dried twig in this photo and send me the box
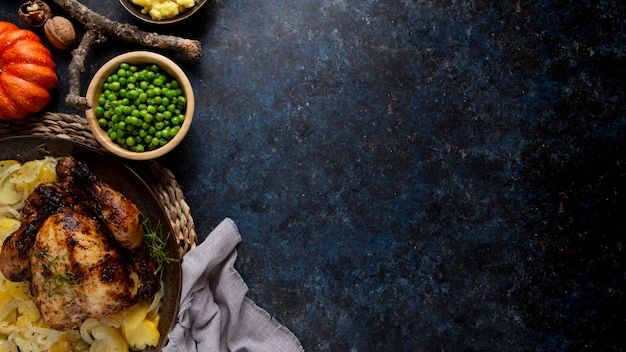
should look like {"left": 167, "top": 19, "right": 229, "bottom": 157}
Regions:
{"left": 65, "top": 30, "right": 104, "bottom": 110}
{"left": 50, "top": 0, "right": 203, "bottom": 110}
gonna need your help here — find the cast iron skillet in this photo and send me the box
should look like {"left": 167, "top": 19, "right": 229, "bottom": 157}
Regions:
{"left": 0, "top": 135, "right": 182, "bottom": 352}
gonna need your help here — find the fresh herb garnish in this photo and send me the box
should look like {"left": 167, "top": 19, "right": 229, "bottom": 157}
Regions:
{"left": 36, "top": 247, "right": 83, "bottom": 304}
{"left": 142, "top": 218, "right": 178, "bottom": 280}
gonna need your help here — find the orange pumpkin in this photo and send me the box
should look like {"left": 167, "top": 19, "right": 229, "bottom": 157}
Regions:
{"left": 0, "top": 21, "right": 58, "bottom": 120}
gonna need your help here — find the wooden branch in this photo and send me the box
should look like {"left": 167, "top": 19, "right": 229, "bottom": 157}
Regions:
{"left": 49, "top": 0, "right": 204, "bottom": 111}
{"left": 65, "top": 30, "right": 103, "bottom": 110}
{"left": 53, "top": 0, "right": 203, "bottom": 60}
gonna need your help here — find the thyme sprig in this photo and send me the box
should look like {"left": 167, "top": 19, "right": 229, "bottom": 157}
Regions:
{"left": 36, "top": 247, "right": 83, "bottom": 304}
{"left": 142, "top": 218, "right": 178, "bottom": 280}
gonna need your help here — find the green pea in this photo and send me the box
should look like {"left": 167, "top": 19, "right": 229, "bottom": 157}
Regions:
{"left": 95, "top": 62, "right": 186, "bottom": 153}
{"left": 165, "top": 90, "right": 176, "bottom": 100}
{"left": 126, "top": 89, "right": 139, "bottom": 100}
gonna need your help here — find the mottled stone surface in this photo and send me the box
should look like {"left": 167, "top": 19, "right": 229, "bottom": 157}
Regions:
{"left": 2, "top": 0, "right": 625, "bottom": 350}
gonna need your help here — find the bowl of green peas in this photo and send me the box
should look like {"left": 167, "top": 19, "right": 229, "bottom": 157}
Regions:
{"left": 85, "top": 51, "right": 194, "bottom": 160}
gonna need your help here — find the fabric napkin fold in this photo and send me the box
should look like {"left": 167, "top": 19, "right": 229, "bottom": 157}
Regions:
{"left": 163, "top": 217, "right": 304, "bottom": 352}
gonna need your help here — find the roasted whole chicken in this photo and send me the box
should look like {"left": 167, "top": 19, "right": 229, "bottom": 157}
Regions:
{"left": 0, "top": 156, "right": 159, "bottom": 330}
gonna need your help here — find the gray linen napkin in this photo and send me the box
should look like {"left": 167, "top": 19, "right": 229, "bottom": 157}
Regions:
{"left": 163, "top": 218, "right": 304, "bottom": 352}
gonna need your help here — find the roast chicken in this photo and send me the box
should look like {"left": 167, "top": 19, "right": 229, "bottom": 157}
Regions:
{"left": 0, "top": 156, "right": 159, "bottom": 330}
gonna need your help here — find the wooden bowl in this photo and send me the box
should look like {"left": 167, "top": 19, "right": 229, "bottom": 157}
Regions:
{"left": 85, "top": 51, "right": 194, "bottom": 161}
{"left": 118, "top": 0, "right": 207, "bottom": 24}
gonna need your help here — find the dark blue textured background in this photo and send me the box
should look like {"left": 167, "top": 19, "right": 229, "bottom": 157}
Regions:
{"left": 2, "top": 0, "right": 625, "bottom": 350}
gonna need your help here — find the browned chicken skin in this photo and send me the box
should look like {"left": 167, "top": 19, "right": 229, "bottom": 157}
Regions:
{"left": 31, "top": 212, "right": 158, "bottom": 330}
{"left": 0, "top": 156, "right": 159, "bottom": 330}
{"left": 0, "top": 182, "right": 78, "bottom": 282}
{"left": 56, "top": 155, "right": 145, "bottom": 249}
{"left": 92, "top": 180, "right": 144, "bottom": 250}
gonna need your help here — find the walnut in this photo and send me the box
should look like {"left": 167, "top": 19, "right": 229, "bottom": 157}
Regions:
{"left": 18, "top": 0, "right": 52, "bottom": 28}
{"left": 43, "top": 16, "right": 76, "bottom": 50}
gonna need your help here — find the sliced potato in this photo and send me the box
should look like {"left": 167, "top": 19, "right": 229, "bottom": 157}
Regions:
{"left": 0, "top": 183, "right": 21, "bottom": 206}
{"left": 123, "top": 300, "right": 151, "bottom": 331}
{"left": 0, "top": 218, "right": 19, "bottom": 243}
{"left": 90, "top": 325, "right": 129, "bottom": 352}
{"left": 0, "top": 160, "right": 19, "bottom": 177}
{"left": 123, "top": 319, "right": 160, "bottom": 351}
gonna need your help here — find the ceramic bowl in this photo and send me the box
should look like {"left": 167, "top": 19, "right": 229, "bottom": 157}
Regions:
{"left": 85, "top": 51, "right": 194, "bottom": 161}
{"left": 0, "top": 136, "right": 183, "bottom": 351}
{"left": 118, "top": 0, "right": 207, "bottom": 25}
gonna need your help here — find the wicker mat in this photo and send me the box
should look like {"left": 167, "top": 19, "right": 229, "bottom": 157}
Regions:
{"left": 0, "top": 112, "right": 197, "bottom": 255}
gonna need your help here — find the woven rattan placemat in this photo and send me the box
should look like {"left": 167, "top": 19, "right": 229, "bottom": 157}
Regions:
{"left": 0, "top": 112, "right": 197, "bottom": 254}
